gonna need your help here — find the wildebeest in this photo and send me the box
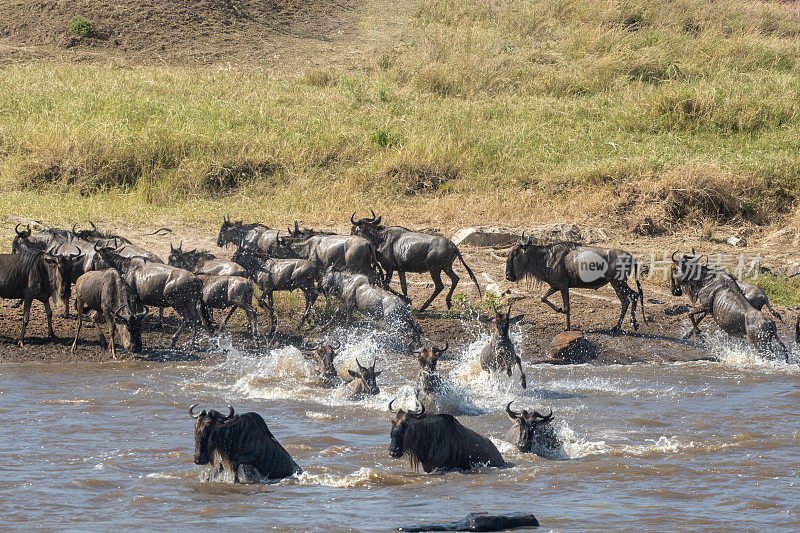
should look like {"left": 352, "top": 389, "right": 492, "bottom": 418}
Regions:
{"left": 411, "top": 341, "right": 448, "bottom": 395}
{"left": 216, "top": 216, "right": 284, "bottom": 255}
{"left": 505, "top": 235, "right": 645, "bottom": 332}
{"left": 94, "top": 244, "right": 211, "bottom": 348}
{"left": 71, "top": 269, "right": 147, "bottom": 359}
{"left": 190, "top": 404, "right": 301, "bottom": 483}
{"left": 0, "top": 250, "right": 73, "bottom": 346}
{"left": 387, "top": 400, "right": 505, "bottom": 473}
{"left": 351, "top": 211, "right": 481, "bottom": 311}
{"left": 347, "top": 358, "right": 381, "bottom": 399}
{"left": 197, "top": 274, "right": 259, "bottom": 340}
{"left": 280, "top": 230, "right": 384, "bottom": 284}
{"left": 505, "top": 402, "right": 562, "bottom": 458}
{"left": 737, "top": 280, "right": 782, "bottom": 322}
{"left": 168, "top": 243, "right": 248, "bottom": 278}
{"left": 479, "top": 303, "right": 527, "bottom": 389}
{"left": 319, "top": 269, "right": 422, "bottom": 343}
{"left": 232, "top": 248, "right": 319, "bottom": 336}
{"left": 670, "top": 252, "right": 788, "bottom": 361}
{"left": 300, "top": 340, "right": 342, "bottom": 388}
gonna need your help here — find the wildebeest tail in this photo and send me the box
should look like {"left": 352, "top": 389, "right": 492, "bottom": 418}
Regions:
{"left": 634, "top": 260, "right": 645, "bottom": 322}
{"left": 455, "top": 247, "right": 481, "bottom": 297}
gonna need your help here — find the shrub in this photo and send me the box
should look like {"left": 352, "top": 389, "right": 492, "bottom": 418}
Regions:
{"left": 69, "top": 16, "right": 95, "bottom": 38}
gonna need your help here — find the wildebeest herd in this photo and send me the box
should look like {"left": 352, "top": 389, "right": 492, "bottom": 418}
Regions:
{"left": 2, "top": 214, "right": 797, "bottom": 483}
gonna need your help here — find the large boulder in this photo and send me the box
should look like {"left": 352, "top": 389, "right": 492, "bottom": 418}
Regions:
{"left": 548, "top": 331, "right": 598, "bottom": 363}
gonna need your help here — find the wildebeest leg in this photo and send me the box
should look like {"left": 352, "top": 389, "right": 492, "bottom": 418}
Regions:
{"left": 299, "top": 289, "right": 317, "bottom": 329}
{"left": 93, "top": 312, "right": 108, "bottom": 349}
{"left": 396, "top": 270, "right": 409, "bottom": 297}
{"left": 610, "top": 282, "right": 630, "bottom": 333}
{"left": 419, "top": 269, "right": 444, "bottom": 311}
{"left": 71, "top": 301, "right": 84, "bottom": 353}
{"left": 443, "top": 264, "right": 460, "bottom": 309}
{"left": 384, "top": 268, "right": 394, "bottom": 290}
{"left": 685, "top": 307, "right": 707, "bottom": 337}
{"left": 170, "top": 321, "right": 186, "bottom": 348}
{"left": 105, "top": 310, "right": 117, "bottom": 360}
{"left": 43, "top": 298, "right": 55, "bottom": 339}
{"left": 218, "top": 306, "right": 237, "bottom": 334}
{"left": 19, "top": 298, "right": 32, "bottom": 347}
{"left": 266, "top": 290, "right": 276, "bottom": 337}
{"left": 541, "top": 287, "right": 565, "bottom": 314}
{"left": 517, "top": 357, "right": 527, "bottom": 389}
{"left": 560, "top": 288, "right": 571, "bottom": 331}
{"left": 61, "top": 296, "right": 71, "bottom": 319}
{"left": 765, "top": 302, "right": 782, "bottom": 322}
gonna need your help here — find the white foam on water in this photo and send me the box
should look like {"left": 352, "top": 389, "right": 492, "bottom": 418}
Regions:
{"left": 287, "top": 467, "right": 412, "bottom": 488}
{"left": 706, "top": 331, "right": 799, "bottom": 374}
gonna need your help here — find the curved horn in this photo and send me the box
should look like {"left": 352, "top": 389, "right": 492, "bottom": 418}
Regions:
{"left": 374, "top": 215, "right": 382, "bottom": 226}
{"left": 189, "top": 404, "right": 202, "bottom": 418}
{"left": 506, "top": 401, "right": 521, "bottom": 420}
{"left": 224, "top": 405, "right": 234, "bottom": 419}
{"left": 435, "top": 341, "right": 449, "bottom": 354}
{"left": 355, "top": 358, "right": 366, "bottom": 371}
{"left": 89, "top": 220, "right": 97, "bottom": 232}
{"left": 532, "top": 408, "right": 554, "bottom": 422}
{"left": 72, "top": 223, "right": 79, "bottom": 234}
{"left": 409, "top": 342, "right": 424, "bottom": 354}
{"left": 369, "top": 209, "right": 376, "bottom": 221}
{"left": 136, "top": 306, "right": 150, "bottom": 319}
{"left": 671, "top": 250, "right": 678, "bottom": 262}
{"left": 329, "top": 339, "right": 341, "bottom": 350}
{"left": 68, "top": 245, "right": 82, "bottom": 261}
{"left": 410, "top": 400, "right": 425, "bottom": 418}
{"left": 350, "top": 212, "right": 358, "bottom": 225}
{"left": 14, "top": 223, "right": 22, "bottom": 236}
{"left": 388, "top": 398, "right": 397, "bottom": 412}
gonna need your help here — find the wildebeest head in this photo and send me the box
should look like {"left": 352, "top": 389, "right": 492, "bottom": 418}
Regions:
{"left": 189, "top": 404, "right": 235, "bottom": 465}
{"left": 669, "top": 250, "right": 708, "bottom": 301}
{"left": 505, "top": 233, "right": 540, "bottom": 282}
{"left": 348, "top": 358, "right": 381, "bottom": 396}
{"left": 388, "top": 399, "right": 426, "bottom": 458}
{"left": 115, "top": 305, "right": 148, "bottom": 353}
{"left": 11, "top": 223, "right": 34, "bottom": 254}
{"left": 217, "top": 215, "right": 241, "bottom": 248}
{"left": 486, "top": 303, "right": 524, "bottom": 342}
{"left": 412, "top": 341, "right": 447, "bottom": 394}
{"left": 302, "top": 340, "right": 341, "bottom": 386}
{"left": 506, "top": 401, "right": 559, "bottom": 453}
{"left": 349, "top": 210, "right": 383, "bottom": 237}
{"left": 47, "top": 246, "right": 81, "bottom": 302}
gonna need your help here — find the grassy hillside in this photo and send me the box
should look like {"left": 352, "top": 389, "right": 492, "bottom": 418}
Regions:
{"left": 0, "top": 0, "right": 799, "bottom": 230}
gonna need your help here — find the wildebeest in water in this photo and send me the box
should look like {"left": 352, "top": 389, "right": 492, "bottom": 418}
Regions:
{"left": 387, "top": 400, "right": 505, "bottom": 473}
{"left": 479, "top": 303, "right": 527, "bottom": 389}
{"left": 505, "top": 235, "right": 645, "bottom": 332}
{"left": 670, "top": 252, "right": 788, "bottom": 361}
{"left": 190, "top": 404, "right": 301, "bottom": 483}
{"left": 346, "top": 358, "right": 381, "bottom": 400}
{"left": 300, "top": 340, "right": 343, "bottom": 388}
{"left": 505, "top": 401, "right": 562, "bottom": 459}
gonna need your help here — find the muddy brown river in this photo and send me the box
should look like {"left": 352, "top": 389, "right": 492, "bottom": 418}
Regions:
{"left": 1, "top": 324, "right": 799, "bottom": 531}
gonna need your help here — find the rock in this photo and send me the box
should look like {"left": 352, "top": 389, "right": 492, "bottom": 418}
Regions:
{"left": 398, "top": 512, "right": 540, "bottom": 532}
{"left": 547, "top": 331, "right": 598, "bottom": 363}
{"left": 451, "top": 224, "right": 607, "bottom": 248}
{"left": 726, "top": 236, "right": 746, "bottom": 247}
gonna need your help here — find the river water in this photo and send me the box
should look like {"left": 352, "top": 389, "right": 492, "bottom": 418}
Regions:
{"left": 1, "top": 326, "right": 799, "bottom": 532}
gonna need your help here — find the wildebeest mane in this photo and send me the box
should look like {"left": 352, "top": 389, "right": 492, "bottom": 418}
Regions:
{"left": 515, "top": 241, "right": 582, "bottom": 286}
{"left": 217, "top": 412, "right": 299, "bottom": 479}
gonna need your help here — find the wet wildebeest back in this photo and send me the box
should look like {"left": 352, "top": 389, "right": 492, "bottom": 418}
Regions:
{"left": 197, "top": 274, "right": 259, "bottom": 340}
{"left": 736, "top": 280, "right": 782, "bottom": 322}
{"left": 94, "top": 245, "right": 211, "bottom": 348}
{"left": 506, "top": 236, "right": 645, "bottom": 332}
{"left": 319, "top": 269, "right": 422, "bottom": 344}
{"left": 388, "top": 401, "right": 505, "bottom": 473}
{"left": 300, "top": 341, "right": 342, "bottom": 388}
{"left": 216, "top": 216, "right": 284, "bottom": 255}
{"left": 71, "top": 269, "right": 147, "bottom": 359}
{"left": 350, "top": 211, "right": 481, "bottom": 311}
{"left": 232, "top": 248, "right": 319, "bottom": 336}
{"left": 505, "top": 401, "right": 562, "bottom": 458}
{"left": 280, "top": 230, "right": 384, "bottom": 285}
{"left": 411, "top": 341, "right": 448, "bottom": 395}
{"left": 347, "top": 358, "right": 381, "bottom": 399}
{"left": 168, "top": 243, "right": 248, "bottom": 278}
{"left": 190, "top": 405, "right": 301, "bottom": 483}
{"left": 670, "top": 252, "right": 788, "bottom": 361}
{"left": 0, "top": 250, "right": 73, "bottom": 345}
{"left": 479, "top": 303, "right": 527, "bottom": 389}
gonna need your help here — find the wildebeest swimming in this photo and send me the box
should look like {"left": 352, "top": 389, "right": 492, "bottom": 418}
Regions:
{"left": 505, "top": 235, "right": 645, "bottom": 332}
{"left": 350, "top": 210, "right": 481, "bottom": 311}
{"left": 346, "top": 358, "right": 382, "bottom": 400}
{"left": 388, "top": 400, "right": 505, "bottom": 473}
{"left": 71, "top": 269, "right": 147, "bottom": 359}
{"left": 300, "top": 340, "right": 343, "bottom": 388}
{"left": 411, "top": 341, "right": 448, "bottom": 395}
{"left": 480, "top": 303, "right": 527, "bottom": 389}
{"left": 505, "top": 402, "right": 562, "bottom": 458}
{"left": 670, "top": 252, "right": 788, "bottom": 361}
{"left": 0, "top": 249, "right": 74, "bottom": 346}
{"left": 190, "top": 404, "right": 301, "bottom": 483}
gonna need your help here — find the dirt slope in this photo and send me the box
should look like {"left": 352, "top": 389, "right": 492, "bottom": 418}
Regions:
{"left": 0, "top": 0, "right": 358, "bottom": 65}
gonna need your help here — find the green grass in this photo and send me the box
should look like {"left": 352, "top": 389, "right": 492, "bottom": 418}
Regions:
{"left": 1, "top": 0, "right": 799, "bottom": 229}
{"left": 751, "top": 274, "right": 800, "bottom": 307}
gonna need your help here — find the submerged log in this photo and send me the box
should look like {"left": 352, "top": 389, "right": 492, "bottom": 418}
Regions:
{"left": 398, "top": 512, "right": 539, "bottom": 532}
